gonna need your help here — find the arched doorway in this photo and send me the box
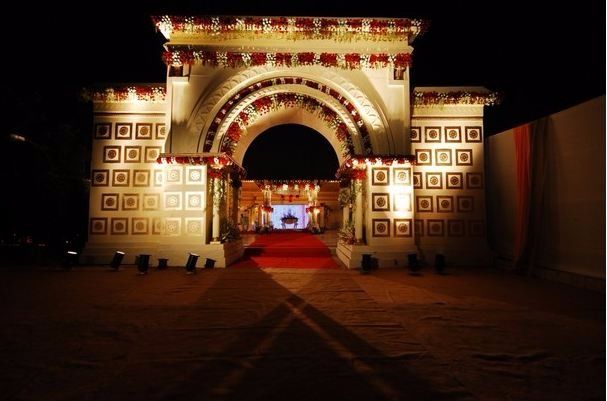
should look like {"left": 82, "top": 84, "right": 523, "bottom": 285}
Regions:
{"left": 243, "top": 124, "right": 338, "bottom": 179}
{"left": 235, "top": 124, "right": 342, "bottom": 268}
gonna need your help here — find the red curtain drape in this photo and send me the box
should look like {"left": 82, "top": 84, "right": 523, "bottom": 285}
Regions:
{"left": 513, "top": 124, "right": 531, "bottom": 265}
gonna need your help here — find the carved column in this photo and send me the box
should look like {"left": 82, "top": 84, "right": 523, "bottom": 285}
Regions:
{"left": 354, "top": 178, "right": 363, "bottom": 243}
{"left": 209, "top": 168, "right": 223, "bottom": 244}
{"left": 230, "top": 174, "right": 241, "bottom": 226}
{"left": 342, "top": 204, "right": 350, "bottom": 229}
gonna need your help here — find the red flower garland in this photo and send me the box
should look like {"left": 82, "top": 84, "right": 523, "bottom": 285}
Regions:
{"left": 163, "top": 49, "right": 412, "bottom": 70}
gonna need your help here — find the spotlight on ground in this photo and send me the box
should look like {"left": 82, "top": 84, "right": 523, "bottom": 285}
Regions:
{"left": 185, "top": 253, "right": 199, "bottom": 274}
{"left": 435, "top": 253, "right": 446, "bottom": 274}
{"left": 204, "top": 258, "right": 216, "bottom": 269}
{"left": 157, "top": 258, "right": 169, "bottom": 270}
{"left": 407, "top": 253, "right": 420, "bottom": 274}
{"left": 63, "top": 251, "right": 78, "bottom": 270}
{"left": 110, "top": 251, "right": 125, "bottom": 271}
{"left": 361, "top": 254, "right": 372, "bottom": 274}
{"left": 137, "top": 254, "right": 150, "bottom": 275}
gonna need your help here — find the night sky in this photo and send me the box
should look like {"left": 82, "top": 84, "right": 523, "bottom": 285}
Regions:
{"left": 1, "top": 0, "right": 604, "bottom": 242}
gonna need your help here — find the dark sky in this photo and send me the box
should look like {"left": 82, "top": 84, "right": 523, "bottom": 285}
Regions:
{"left": 3, "top": 0, "right": 605, "bottom": 166}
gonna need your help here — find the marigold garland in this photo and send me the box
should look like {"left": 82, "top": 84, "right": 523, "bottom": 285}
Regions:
{"left": 163, "top": 49, "right": 412, "bottom": 70}
{"left": 219, "top": 93, "right": 355, "bottom": 157}
{"left": 203, "top": 76, "right": 373, "bottom": 156}
{"left": 152, "top": 16, "right": 428, "bottom": 42}
{"left": 89, "top": 86, "right": 166, "bottom": 103}
{"left": 413, "top": 91, "right": 500, "bottom": 106}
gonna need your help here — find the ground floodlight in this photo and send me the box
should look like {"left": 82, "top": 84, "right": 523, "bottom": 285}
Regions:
{"left": 63, "top": 251, "right": 78, "bottom": 270}
{"left": 137, "top": 254, "right": 150, "bottom": 275}
{"left": 204, "top": 258, "right": 216, "bottom": 269}
{"left": 435, "top": 253, "right": 446, "bottom": 274}
{"left": 157, "top": 258, "right": 169, "bottom": 270}
{"left": 110, "top": 251, "right": 125, "bottom": 271}
{"left": 407, "top": 253, "right": 420, "bottom": 274}
{"left": 361, "top": 254, "right": 372, "bottom": 274}
{"left": 185, "top": 253, "right": 199, "bottom": 274}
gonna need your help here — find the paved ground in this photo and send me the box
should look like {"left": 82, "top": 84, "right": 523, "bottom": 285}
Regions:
{"left": 0, "top": 266, "right": 603, "bottom": 401}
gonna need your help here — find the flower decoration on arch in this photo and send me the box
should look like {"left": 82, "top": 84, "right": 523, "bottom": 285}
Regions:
{"left": 218, "top": 93, "right": 357, "bottom": 158}
{"left": 163, "top": 49, "right": 412, "bottom": 71}
{"left": 203, "top": 76, "right": 373, "bottom": 157}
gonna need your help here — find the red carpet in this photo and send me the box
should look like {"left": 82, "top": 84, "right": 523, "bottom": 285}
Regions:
{"left": 232, "top": 231, "right": 339, "bottom": 269}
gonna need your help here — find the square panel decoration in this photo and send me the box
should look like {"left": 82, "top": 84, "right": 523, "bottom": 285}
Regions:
{"left": 457, "top": 196, "right": 475, "bottom": 212}
{"left": 101, "top": 193, "right": 119, "bottom": 211}
{"left": 465, "top": 126, "right": 483, "bottom": 143}
{"left": 145, "top": 146, "right": 162, "bottom": 163}
{"left": 94, "top": 123, "right": 112, "bottom": 139}
{"left": 186, "top": 192, "right": 204, "bottom": 210}
{"left": 143, "top": 193, "right": 160, "bottom": 211}
{"left": 132, "top": 218, "right": 149, "bottom": 235}
{"left": 371, "top": 168, "right": 390, "bottom": 186}
{"left": 185, "top": 218, "right": 203, "bottom": 236}
{"left": 133, "top": 170, "right": 150, "bottom": 187}
{"left": 164, "top": 192, "right": 182, "bottom": 210}
{"left": 115, "top": 123, "right": 132, "bottom": 140}
{"left": 424, "top": 126, "right": 441, "bottom": 143}
{"left": 447, "top": 220, "right": 465, "bottom": 237}
{"left": 111, "top": 170, "right": 130, "bottom": 187}
{"left": 414, "top": 219, "right": 424, "bottom": 237}
{"left": 103, "top": 146, "right": 121, "bottom": 163}
{"left": 410, "top": 126, "right": 421, "bottom": 143}
{"left": 152, "top": 218, "right": 162, "bottom": 235}
{"left": 413, "top": 172, "right": 423, "bottom": 189}
{"left": 393, "top": 193, "right": 412, "bottom": 212}
{"left": 415, "top": 149, "right": 432, "bottom": 166}
{"left": 166, "top": 167, "right": 183, "bottom": 184}
{"left": 372, "top": 219, "right": 390, "bottom": 237}
{"left": 435, "top": 149, "right": 452, "bottom": 166}
{"left": 186, "top": 167, "right": 204, "bottom": 184}
{"left": 469, "top": 220, "right": 485, "bottom": 237}
{"left": 91, "top": 169, "right": 109, "bottom": 186}
{"left": 135, "top": 123, "right": 153, "bottom": 140}
{"left": 415, "top": 196, "right": 433, "bottom": 213}
{"left": 466, "top": 172, "right": 484, "bottom": 189}
{"left": 155, "top": 123, "right": 167, "bottom": 140}
{"left": 394, "top": 219, "right": 412, "bottom": 237}
{"left": 393, "top": 167, "right": 411, "bottom": 185}
{"left": 427, "top": 219, "right": 445, "bottom": 237}
{"left": 444, "top": 127, "right": 462, "bottom": 143}
{"left": 436, "top": 196, "right": 454, "bottom": 213}
{"left": 425, "top": 172, "right": 443, "bottom": 189}
{"left": 124, "top": 146, "right": 142, "bottom": 163}
{"left": 446, "top": 172, "right": 464, "bottom": 189}
{"left": 110, "top": 218, "right": 129, "bottom": 235}
{"left": 455, "top": 149, "right": 473, "bottom": 166}
{"left": 164, "top": 218, "right": 181, "bottom": 236}
{"left": 89, "top": 218, "right": 107, "bottom": 235}
{"left": 154, "top": 169, "right": 164, "bottom": 186}
{"left": 371, "top": 193, "right": 390, "bottom": 212}
{"left": 122, "top": 194, "right": 139, "bottom": 211}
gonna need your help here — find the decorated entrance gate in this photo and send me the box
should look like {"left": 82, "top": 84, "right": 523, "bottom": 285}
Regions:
{"left": 84, "top": 16, "right": 497, "bottom": 268}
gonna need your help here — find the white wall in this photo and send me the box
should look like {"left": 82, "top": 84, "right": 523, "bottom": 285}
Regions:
{"left": 488, "top": 96, "right": 605, "bottom": 280}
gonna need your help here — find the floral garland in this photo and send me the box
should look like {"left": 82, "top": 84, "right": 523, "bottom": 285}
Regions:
{"left": 220, "top": 93, "right": 355, "bottom": 157}
{"left": 336, "top": 155, "right": 415, "bottom": 178}
{"left": 89, "top": 86, "right": 166, "bottom": 103}
{"left": 163, "top": 49, "right": 412, "bottom": 70}
{"left": 255, "top": 180, "right": 320, "bottom": 192}
{"left": 157, "top": 153, "right": 246, "bottom": 177}
{"left": 153, "top": 16, "right": 427, "bottom": 42}
{"left": 204, "top": 76, "right": 372, "bottom": 156}
{"left": 413, "top": 91, "right": 500, "bottom": 106}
